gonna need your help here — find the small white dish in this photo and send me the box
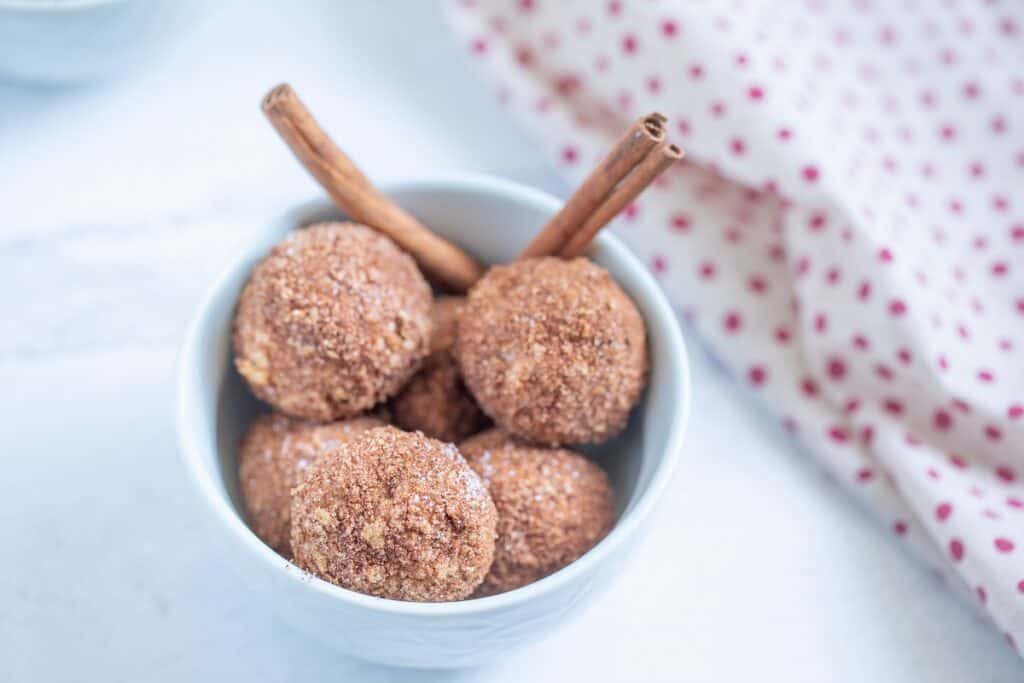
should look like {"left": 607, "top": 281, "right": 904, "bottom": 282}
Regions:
{"left": 0, "top": 0, "right": 203, "bottom": 84}
{"left": 177, "top": 174, "right": 690, "bottom": 669}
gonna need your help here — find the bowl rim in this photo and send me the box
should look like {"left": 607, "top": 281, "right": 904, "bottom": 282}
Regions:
{"left": 177, "top": 172, "right": 691, "bottom": 617}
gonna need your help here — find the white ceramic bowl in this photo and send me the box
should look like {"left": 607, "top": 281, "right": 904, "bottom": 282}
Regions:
{"left": 0, "top": 0, "right": 203, "bottom": 84}
{"left": 177, "top": 175, "right": 690, "bottom": 669}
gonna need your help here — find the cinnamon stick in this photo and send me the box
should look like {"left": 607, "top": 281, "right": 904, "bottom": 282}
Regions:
{"left": 518, "top": 113, "right": 665, "bottom": 259}
{"left": 558, "top": 142, "right": 683, "bottom": 258}
{"left": 262, "top": 83, "right": 484, "bottom": 292}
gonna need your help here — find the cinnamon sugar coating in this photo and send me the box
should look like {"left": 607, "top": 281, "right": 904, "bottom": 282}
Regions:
{"left": 390, "top": 297, "right": 488, "bottom": 442}
{"left": 460, "top": 429, "right": 615, "bottom": 596}
{"left": 456, "top": 257, "right": 648, "bottom": 445}
{"left": 233, "top": 222, "right": 432, "bottom": 421}
{"left": 238, "top": 413, "right": 384, "bottom": 557}
{"left": 290, "top": 426, "right": 498, "bottom": 602}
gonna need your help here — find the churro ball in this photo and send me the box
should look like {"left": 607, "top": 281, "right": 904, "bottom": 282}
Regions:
{"left": 238, "top": 413, "right": 384, "bottom": 557}
{"left": 459, "top": 429, "right": 615, "bottom": 596}
{"left": 233, "top": 222, "right": 432, "bottom": 421}
{"left": 290, "top": 426, "right": 498, "bottom": 601}
{"left": 456, "top": 257, "right": 647, "bottom": 445}
{"left": 390, "top": 297, "right": 488, "bottom": 442}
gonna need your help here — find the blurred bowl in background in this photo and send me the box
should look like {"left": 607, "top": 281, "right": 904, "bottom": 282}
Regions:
{"left": 0, "top": 0, "right": 204, "bottom": 85}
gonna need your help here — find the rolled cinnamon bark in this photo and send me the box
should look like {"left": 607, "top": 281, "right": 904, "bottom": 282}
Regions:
{"left": 558, "top": 142, "right": 683, "bottom": 258}
{"left": 518, "top": 113, "right": 665, "bottom": 260}
{"left": 262, "top": 83, "right": 484, "bottom": 292}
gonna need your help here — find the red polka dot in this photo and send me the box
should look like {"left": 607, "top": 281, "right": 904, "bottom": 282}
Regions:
{"left": 1008, "top": 404, "right": 1023, "bottom": 420}
{"left": 661, "top": 19, "right": 679, "bottom": 37}
{"left": 889, "top": 299, "right": 908, "bottom": 316}
{"left": 801, "top": 377, "right": 820, "bottom": 397}
{"left": 985, "top": 425, "right": 1003, "bottom": 442}
{"left": 561, "top": 146, "right": 579, "bottom": 164}
{"left": 828, "top": 426, "right": 849, "bottom": 443}
{"left": 748, "top": 365, "right": 767, "bottom": 386}
{"left": 747, "top": 85, "right": 765, "bottom": 101}
{"left": 747, "top": 275, "right": 768, "bottom": 293}
{"left": 621, "top": 34, "right": 638, "bottom": 55}
{"left": 802, "top": 166, "right": 820, "bottom": 182}
{"left": 995, "top": 538, "right": 1015, "bottom": 553}
{"left": 670, "top": 213, "right": 691, "bottom": 231}
{"left": 896, "top": 348, "right": 912, "bottom": 365}
{"left": 875, "top": 364, "right": 894, "bottom": 381}
{"left": 794, "top": 256, "right": 811, "bottom": 277}
{"left": 936, "top": 502, "right": 953, "bottom": 522}
{"left": 883, "top": 398, "right": 904, "bottom": 416}
{"left": 856, "top": 467, "right": 874, "bottom": 482}
{"left": 950, "top": 539, "right": 965, "bottom": 562}
{"left": 949, "top": 453, "right": 968, "bottom": 469}
{"left": 996, "top": 466, "right": 1016, "bottom": 483}
{"left": 723, "top": 311, "right": 743, "bottom": 333}
{"left": 978, "top": 369, "right": 995, "bottom": 383}
{"left": 827, "top": 357, "right": 847, "bottom": 380}
{"left": 1008, "top": 497, "right": 1023, "bottom": 510}
{"left": 857, "top": 280, "right": 872, "bottom": 300}
{"left": 515, "top": 45, "right": 535, "bottom": 67}
{"left": 861, "top": 425, "right": 875, "bottom": 446}
{"left": 730, "top": 138, "right": 746, "bottom": 155}
{"left": 977, "top": 586, "right": 988, "bottom": 603}
{"left": 698, "top": 261, "right": 716, "bottom": 280}
{"left": 777, "top": 127, "right": 793, "bottom": 141}
{"left": 934, "top": 410, "right": 953, "bottom": 431}
{"left": 893, "top": 520, "right": 908, "bottom": 535}
{"left": 813, "top": 313, "right": 828, "bottom": 333}
{"left": 774, "top": 326, "right": 791, "bottom": 343}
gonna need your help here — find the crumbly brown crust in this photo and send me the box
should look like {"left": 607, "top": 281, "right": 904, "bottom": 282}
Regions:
{"left": 459, "top": 429, "right": 615, "bottom": 596}
{"left": 233, "top": 222, "right": 432, "bottom": 421}
{"left": 455, "top": 257, "right": 648, "bottom": 445}
{"left": 290, "top": 426, "right": 498, "bottom": 602}
{"left": 390, "top": 297, "right": 488, "bottom": 442}
{"left": 238, "top": 413, "right": 384, "bottom": 557}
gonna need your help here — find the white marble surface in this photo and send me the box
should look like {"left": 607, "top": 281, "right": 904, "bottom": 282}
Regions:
{"left": 1, "top": 2, "right": 1021, "bottom": 681}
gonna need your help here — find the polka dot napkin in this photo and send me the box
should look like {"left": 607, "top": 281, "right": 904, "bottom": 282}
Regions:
{"left": 446, "top": 0, "right": 1024, "bottom": 653}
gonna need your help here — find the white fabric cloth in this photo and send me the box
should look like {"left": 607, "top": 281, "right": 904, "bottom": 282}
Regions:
{"left": 447, "top": 0, "right": 1024, "bottom": 652}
